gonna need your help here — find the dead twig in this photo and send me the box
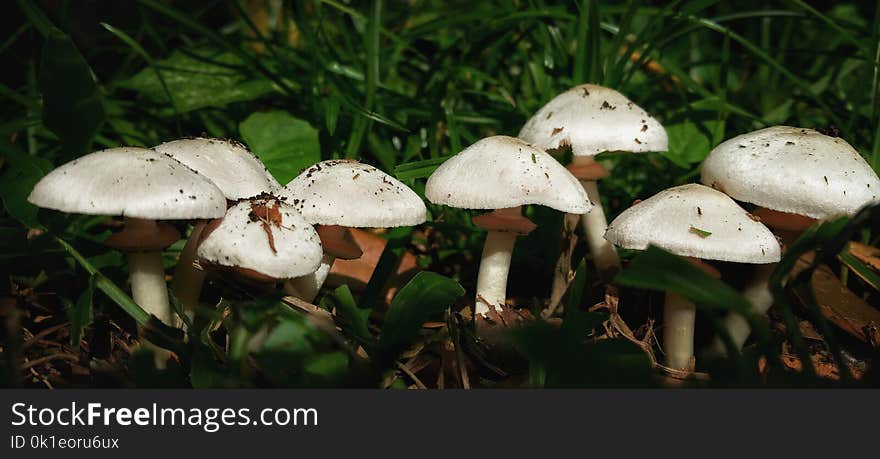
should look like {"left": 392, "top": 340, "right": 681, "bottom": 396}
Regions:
{"left": 396, "top": 361, "right": 427, "bottom": 389}
{"left": 22, "top": 352, "right": 80, "bottom": 370}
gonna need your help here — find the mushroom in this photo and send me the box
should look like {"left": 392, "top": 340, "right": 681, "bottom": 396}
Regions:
{"left": 154, "top": 137, "right": 280, "bottom": 312}
{"left": 425, "top": 136, "right": 590, "bottom": 316}
{"left": 279, "top": 160, "right": 426, "bottom": 301}
{"left": 27, "top": 147, "right": 226, "bottom": 326}
{"left": 604, "top": 184, "right": 780, "bottom": 370}
{"left": 519, "top": 84, "right": 668, "bottom": 280}
{"left": 701, "top": 126, "right": 880, "bottom": 353}
{"left": 196, "top": 196, "right": 323, "bottom": 284}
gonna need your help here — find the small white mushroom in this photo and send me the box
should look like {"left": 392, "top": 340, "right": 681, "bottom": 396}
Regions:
{"left": 28, "top": 147, "right": 226, "bottom": 330}
{"left": 604, "top": 183, "right": 780, "bottom": 370}
{"left": 279, "top": 160, "right": 427, "bottom": 301}
{"left": 701, "top": 126, "right": 880, "bottom": 353}
{"left": 519, "top": 84, "right": 668, "bottom": 280}
{"left": 155, "top": 137, "right": 280, "bottom": 313}
{"left": 425, "top": 136, "right": 590, "bottom": 316}
{"left": 196, "top": 197, "right": 323, "bottom": 281}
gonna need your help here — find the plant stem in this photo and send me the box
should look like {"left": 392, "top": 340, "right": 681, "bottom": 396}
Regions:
{"left": 664, "top": 291, "right": 696, "bottom": 370}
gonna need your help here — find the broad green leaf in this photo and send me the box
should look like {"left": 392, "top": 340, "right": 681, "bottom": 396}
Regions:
{"left": 239, "top": 111, "right": 321, "bottom": 184}
{"left": 323, "top": 285, "right": 372, "bottom": 346}
{"left": 376, "top": 271, "right": 464, "bottom": 361}
{"left": 121, "top": 50, "right": 275, "bottom": 113}
{"left": 662, "top": 118, "right": 724, "bottom": 168}
{"left": 262, "top": 316, "right": 313, "bottom": 356}
{"left": 0, "top": 145, "right": 52, "bottom": 228}
{"left": 304, "top": 351, "right": 349, "bottom": 380}
{"left": 38, "top": 28, "right": 105, "bottom": 158}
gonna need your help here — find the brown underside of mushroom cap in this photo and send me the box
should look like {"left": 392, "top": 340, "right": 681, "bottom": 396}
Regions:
{"left": 566, "top": 157, "right": 610, "bottom": 181}
{"left": 684, "top": 257, "right": 722, "bottom": 279}
{"left": 472, "top": 207, "right": 537, "bottom": 235}
{"left": 316, "top": 225, "right": 363, "bottom": 260}
{"left": 752, "top": 207, "right": 817, "bottom": 232}
{"left": 105, "top": 219, "right": 181, "bottom": 252}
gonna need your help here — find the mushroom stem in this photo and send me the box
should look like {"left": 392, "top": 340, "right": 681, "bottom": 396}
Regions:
{"left": 475, "top": 231, "right": 517, "bottom": 316}
{"left": 284, "top": 254, "right": 335, "bottom": 302}
{"left": 710, "top": 263, "right": 776, "bottom": 355}
{"left": 578, "top": 179, "right": 622, "bottom": 280}
{"left": 663, "top": 291, "right": 696, "bottom": 370}
{"left": 106, "top": 217, "right": 177, "bottom": 327}
{"left": 473, "top": 206, "right": 528, "bottom": 316}
{"left": 171, "top": 221, "right": 207, "bottom": 314}
{"left": 128, "top": 250, "right": 175, "bottom": 327}
{"left": 567, "top": 156, "right": 621, "bottom": 281}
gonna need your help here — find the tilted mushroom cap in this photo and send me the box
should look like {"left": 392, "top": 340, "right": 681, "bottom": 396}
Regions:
{"left": 701, "top": 126, "right": 880, "bottom": 219}
{"left": 518, "top": 84, "right": 668, "bottom": 156}
{"left": 197, "top": 197, "right": 323, "bottom": 279}
{"left": 280, "top": 160, "right": 427, "bottom": 228}
{"left": 425, "top": 136, "right": 591, "bottom": 214}
{"left": 604, "top": 184, "right": 780, "bottom": 264}
{"left": 28, "top": 147, "right": 226, "bottom": 219}
{"left": 154, "top": 137, "right": 280, "bottom": 200}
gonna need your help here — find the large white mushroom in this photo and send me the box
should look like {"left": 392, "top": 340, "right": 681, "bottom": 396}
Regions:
{"left": 519, "top": 84, "right": 668, "bottom": 280}
{"left": 280, "top": 160, "right": 426, "bottom": 301}
{"left": 425, "top": 135, "right": 590, "bottom": 316}
{"left": 154, "top": 137, "right": 280, "bottom": 312}
{"left": 604, "top": 183, "right": 780, "bottom": 370}
{"left": 701, "top": 126, "right": 880, "bottom": 353}
{"left": 28, "top": 147, "right": 227, "bottom": 326}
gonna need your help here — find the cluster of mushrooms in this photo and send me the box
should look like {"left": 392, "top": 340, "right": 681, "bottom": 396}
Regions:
{"left": 27, "top": 84, "right": 880, "bottom": 373}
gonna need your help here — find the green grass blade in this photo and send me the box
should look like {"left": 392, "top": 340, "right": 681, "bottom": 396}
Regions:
{"left": 53, "top": 236, "right": 150, "bottom": 325}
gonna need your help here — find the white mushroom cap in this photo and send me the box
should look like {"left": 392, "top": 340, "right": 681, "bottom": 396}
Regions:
{"left": 28, "top": 147, "right": 226, "bottom": 220}
{"left": 154, "top": 137, "right": 280, "bottom": 200}
{"left": 604, "top": 184, "right": 780, "bottom": 264}
{"left": 279, "top": 160, "right": 427, "bottom": 228}
{"left": 701, "top": 126, "right": 880, "bottom": 219}
{"left": 197, "top": 197, "right": 323, "bottom": 279}
{"left": 518, "top": 84, "right": 668, "bottom": 156}
{"left": 425, "top": 136, "right": 591, "bottom": 214}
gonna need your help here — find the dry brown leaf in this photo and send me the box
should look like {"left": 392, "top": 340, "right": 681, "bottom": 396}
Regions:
{"left": 793, "top": 254, "right": 880, "bottom": 347}
{"left": 779, "top": 342, "right": 865, "bottom": 381}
